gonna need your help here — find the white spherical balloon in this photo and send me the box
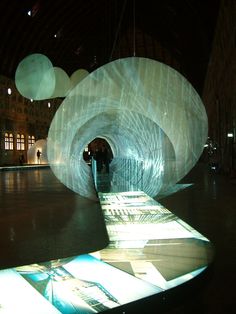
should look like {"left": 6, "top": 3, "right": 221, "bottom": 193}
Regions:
{"left": 15, "top": 53, "right": 55, "bottom": 100}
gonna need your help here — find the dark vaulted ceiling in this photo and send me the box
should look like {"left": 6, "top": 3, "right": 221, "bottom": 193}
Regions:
{"left": 0, "top": 0, "right": 220, "bottom": 94}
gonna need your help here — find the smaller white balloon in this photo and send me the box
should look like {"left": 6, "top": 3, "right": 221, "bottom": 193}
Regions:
{"left": 70, "top": 69, "right": 89, "bottom": 90}
{"left": 50, "top": 67, "right": 71, "bottom": 98}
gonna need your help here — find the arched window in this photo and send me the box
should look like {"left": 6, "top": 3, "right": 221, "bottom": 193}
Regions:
{"left": 4, "top": 133, "right": 14, "bottom": 150}
{"left": 28, "top": 135, "right": 35, "bottom": 148}
{"left": 16, "top": 134, "right": 25, "bottom": 150}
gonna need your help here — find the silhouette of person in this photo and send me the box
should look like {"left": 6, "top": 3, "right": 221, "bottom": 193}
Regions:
{"left": 19, "top": 154, "right": 24, "bottom": 165}
{"left": 36, "top": 150, "right": 41, "bottom": 164}
{"left": 102, "top": 146, "right": 110, "bottom": 173}
{"left": 94, "top": 148, "right": 103, "bottom": 172}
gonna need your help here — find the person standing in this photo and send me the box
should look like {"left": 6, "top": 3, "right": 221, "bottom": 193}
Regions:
{"left": 36, "top": 150, "right": 41, "bottom": 164}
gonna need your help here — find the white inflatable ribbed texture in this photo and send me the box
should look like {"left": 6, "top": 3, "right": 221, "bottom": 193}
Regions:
{"left": 48, "top": 57, "right": 208, "bottom": 200}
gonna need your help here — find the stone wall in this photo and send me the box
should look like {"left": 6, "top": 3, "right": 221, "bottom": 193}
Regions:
{"left": 202, "top": 0, "right": 236, "bottom": 175}
{"left": 0, "top": 75, "right": 61, "bottom": 165}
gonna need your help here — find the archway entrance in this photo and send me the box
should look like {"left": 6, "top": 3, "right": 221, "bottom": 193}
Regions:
{"left": 83, "top": 138, "right": 113, "bottom": 173}
{"left": 83, "top": 138, "right": 113, "bottom": 193}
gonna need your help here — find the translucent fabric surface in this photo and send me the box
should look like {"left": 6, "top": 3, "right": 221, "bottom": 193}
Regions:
{"left": 50, "top": 67, "right": 71, "bottom": 98}
{"left": 70, "top": 69, "right": 89, "bottom": 90}
{"left": 48, "top": 57, "right": 208, "bottom": 199}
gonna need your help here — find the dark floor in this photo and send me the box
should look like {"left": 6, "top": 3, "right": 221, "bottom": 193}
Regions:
{"left": 0, "top": 167, "right": 109, "bottom": 268}
{"left": 160, "top": 164, "right": 236, "bottom": 314}
{"left": 0, "top": 163, "right": 235, "bottom": 313}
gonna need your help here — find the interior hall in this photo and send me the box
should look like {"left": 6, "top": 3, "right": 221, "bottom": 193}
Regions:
{"left": 0, "top": 1, "right": 235, "bottom": 313}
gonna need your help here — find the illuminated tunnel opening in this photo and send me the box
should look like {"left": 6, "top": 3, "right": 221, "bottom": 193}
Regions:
{"left": 83, "top": 138, "right": 113, "bottom": 171}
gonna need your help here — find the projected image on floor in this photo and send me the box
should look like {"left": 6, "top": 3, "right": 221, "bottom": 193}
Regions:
{"left": 0, "top": 254, "right": 160, "bottom": 314}
{"left": 0, "top": 190, "right": 213, "bottom": 313}
{"left": 97, "top": 191, "right": 213, "bottom": 290}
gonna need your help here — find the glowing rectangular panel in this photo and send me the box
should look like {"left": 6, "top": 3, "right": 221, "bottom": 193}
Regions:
{"left": 0, "top": 254, "right": 160, "bottom": 313}
{"left": 97, "top": 191, "right": 213, "bottom": 290}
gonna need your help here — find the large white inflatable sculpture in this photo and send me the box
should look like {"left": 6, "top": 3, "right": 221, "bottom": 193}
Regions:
{"left": 47, "top": 57, "right": 208, "bottom": 200}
